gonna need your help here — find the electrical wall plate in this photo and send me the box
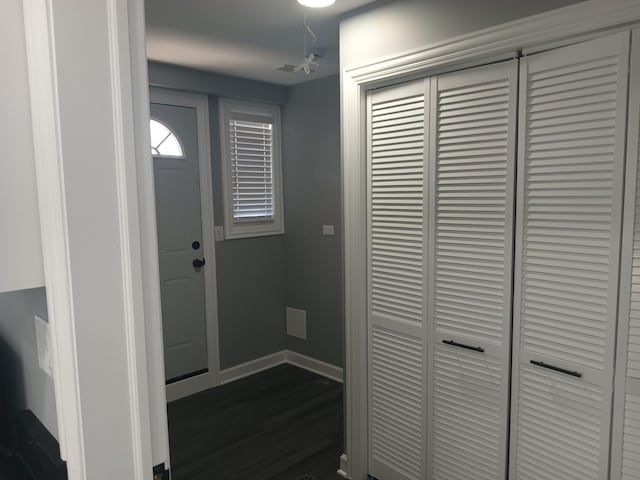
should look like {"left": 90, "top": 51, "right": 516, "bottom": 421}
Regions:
{"left": 34, "top": 315, "right": 53, "bottom": 377}
{"left": 322, "top": 224, "right": 335, "bottom": 236}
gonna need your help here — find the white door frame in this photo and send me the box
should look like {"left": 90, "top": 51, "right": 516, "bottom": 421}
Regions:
{"left": 21, "top": 0, "right": 160, "bottom": 478}
{"left": 149, "top": 87, "right": 221, "bottom": 402}
{"left": 341, "top": 1, "right": 640, "bottom": 478}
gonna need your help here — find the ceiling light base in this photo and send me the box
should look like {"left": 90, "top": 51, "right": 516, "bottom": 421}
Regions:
{"left": 297, "top": 0, "right": 336, "bottom": 8}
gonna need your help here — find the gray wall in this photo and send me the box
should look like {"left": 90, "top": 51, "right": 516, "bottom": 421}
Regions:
{"left": 283, "top": 76, "right": 343, "bottom": 367}
{"left": 208, "top": 97, "right": 287, "bottom": 369}
{"left": 340, "top": 0, "right": 584, "bottom": 69}
{"left": 149, "top": 64, "right": 344, "bottom": 369}
{"left": 148, "top": 61, "right": 288, "bottom": 105}
{"left": 148, "top": 65, "right": 287, "bottom": 369}
{"left": 0, "top": 288, "right": 58, "bottom": 440}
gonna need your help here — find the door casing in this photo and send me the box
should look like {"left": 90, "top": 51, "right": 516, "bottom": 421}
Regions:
{"left": 149, "top": 87, "right": 221, "bottom": 402}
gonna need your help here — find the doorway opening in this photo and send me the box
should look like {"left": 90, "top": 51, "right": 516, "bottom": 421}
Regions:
{"left": 144, "top": 2, "right": 349, "bottom": 479}
{"left": 147, "top": 84, "right": 345, "bottom": 478}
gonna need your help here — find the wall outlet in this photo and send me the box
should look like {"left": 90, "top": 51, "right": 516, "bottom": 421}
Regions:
{"left": 286, "top": 307, "right": 307, "bottom": 340}
{"left": 214, "top": 226, "right": 224, "bottom": 241}
{"left": 322, "top": 224, "right": 335, "bottom": 236}
{"left": 34, "top": 315, "right": 53, "bottom": 377}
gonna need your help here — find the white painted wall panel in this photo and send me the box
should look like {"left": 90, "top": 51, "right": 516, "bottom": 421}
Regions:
{"left": 0, "top": 0, "right": 44, "bottom": 292}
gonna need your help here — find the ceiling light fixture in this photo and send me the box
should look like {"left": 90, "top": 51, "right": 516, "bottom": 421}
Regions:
{"left": 297, "top": 0, "right": 336, "bottom": 7}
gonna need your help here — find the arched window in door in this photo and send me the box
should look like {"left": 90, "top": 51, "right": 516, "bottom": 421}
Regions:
{"left": 150, "top": 118, "right": 184, "bottom": 157}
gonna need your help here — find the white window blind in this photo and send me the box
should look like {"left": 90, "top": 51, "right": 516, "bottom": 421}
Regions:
{"left": 220, "top": 99, "right": 284, "bottom": 239}
{"left": 229, "top": 119, "right": 274, "bottom": 220}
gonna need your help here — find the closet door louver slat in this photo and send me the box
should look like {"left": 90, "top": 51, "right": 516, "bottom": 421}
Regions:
{"left": 367, "top": 80, "right": 428, "bottom": 480}
{"left": 621, "top": 394, "right": 640, "bottom": 479}
{"left": 612, "top": 28, "right": 640, "bottom": 480}
{"left": 511, "top": 32, "right": 630, "bottom": 480}
{"left": 428, "top": 61, "right": 517, "bottom": 480}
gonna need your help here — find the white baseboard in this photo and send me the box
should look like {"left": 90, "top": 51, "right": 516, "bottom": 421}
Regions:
{"left": 166, "top": 370, "right": 217, "bottom": 403}
{"left": 337, "top": 453, "right": 349, "bottom": 478}
{"left": 286, "top": 350, "right": 343, "bottom": 383}
{"left": 218, "top": 350, "right": 344, "bottom": 386}
{"left": 219, "top": 350, "right": 287, "bottom": 384}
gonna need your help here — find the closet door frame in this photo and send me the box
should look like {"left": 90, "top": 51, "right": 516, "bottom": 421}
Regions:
{"left": 342, "top": 3, "right": 640, "bottom": 479}
{"left": 611, "top": 27, "right": 640, "bottom": 480}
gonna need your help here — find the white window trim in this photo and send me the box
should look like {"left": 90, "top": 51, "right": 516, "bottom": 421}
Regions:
{"left": 219, "top": 98, "right": 285, "bottom": 239}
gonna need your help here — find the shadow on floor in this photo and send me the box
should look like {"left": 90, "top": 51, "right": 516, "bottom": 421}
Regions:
{"left": 167, "top": 364, "right": 344, "bottom": 480}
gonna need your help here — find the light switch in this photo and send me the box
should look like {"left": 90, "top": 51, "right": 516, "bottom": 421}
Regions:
{"left": 35, "top": 315, "right": 53, "bottom": 377}
{"left": 322, "top": 224, "right": 335, "bottom": 236}
{"left": 215, "top": 226, "right": 225, "bottom": 241}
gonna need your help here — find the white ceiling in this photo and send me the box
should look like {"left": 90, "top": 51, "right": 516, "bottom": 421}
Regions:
{"left": 145, "top": 0, "right": 376, "bottom": 86}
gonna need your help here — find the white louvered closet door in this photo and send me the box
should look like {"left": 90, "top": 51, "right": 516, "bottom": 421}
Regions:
{"left": 367, "top": 79, "right": 429, "bottom": 480}
{"left": 427, "top": 60, "right": 517, "bottom": 480}
{"left": 510, "top": 32, "right": 630, "bottom": 480}
{"left": 612, "top": 29, "right": 640, "bottom": 480}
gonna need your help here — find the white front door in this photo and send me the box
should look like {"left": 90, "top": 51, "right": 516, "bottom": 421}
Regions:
{"left": 151, "top": 100, "right": 209, "bottom": 384}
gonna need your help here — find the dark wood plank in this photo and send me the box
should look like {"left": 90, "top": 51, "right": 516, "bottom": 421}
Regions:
{"left": 167, "top": 364, "right": 343, "bottom": 480}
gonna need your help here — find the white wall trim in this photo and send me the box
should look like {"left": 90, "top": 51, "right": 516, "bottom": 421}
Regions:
{"left": 345, "top": 0, "right": 640, "bottom": 86}
{"left": 149, "top": 88, "right": 222, "bottom": 404}
{"left": 23, "top": 0, "right": 155, "bottom": 477}
{"left": 127, "top": 0, "right": 171, "bottom": 469}
{"left": 219, "top": 351, "right": 288, "bottom": 385}
{"left": 106, "top": 0, "right": 153, "bottom": 477}
{"left": 218, "top": 98, "right": 285, "bottom": 239}
{"left": 341, "top": 2, "right": 640, "bottom": 479}
{"left": 165, "top": 371, "right": 219, "bottom": 403}
{"left": 611, "top": 26, "right": 640, "bottom": 480}
{"left": 216, "top": 350, "right": 344, "bottom": 387}
{"left": 286, "top": 351, "right": 343, "bottom": 383}
{"left": 22, "top": 0, "right": 85, "bottom": 473}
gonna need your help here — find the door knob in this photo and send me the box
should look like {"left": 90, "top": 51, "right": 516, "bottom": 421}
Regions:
{"left": 192, "top": 258, "right": 206, "bottom": 268}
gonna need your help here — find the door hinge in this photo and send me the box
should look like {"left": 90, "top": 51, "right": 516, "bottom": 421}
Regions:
{"left": 153, "top": 462, "right": 170, "bottom": 480}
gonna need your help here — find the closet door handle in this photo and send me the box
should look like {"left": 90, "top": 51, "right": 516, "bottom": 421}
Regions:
{"left": 442, "top": 339, "right": 484, "bottom": 353}
{"left": 530, "top": 360, "right": 582, "bottom": 378}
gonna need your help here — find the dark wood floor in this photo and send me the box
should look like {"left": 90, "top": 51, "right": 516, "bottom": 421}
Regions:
{"left": 167, "top": 364, "right": 344, "bottom": 480}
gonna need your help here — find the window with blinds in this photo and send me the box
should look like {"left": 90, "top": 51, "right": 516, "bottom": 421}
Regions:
{"left": 220, "top": 99, "right": 284, "bottom": 239}
{"left": 229, "top": 119, "right": 274, "bottom": 220}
